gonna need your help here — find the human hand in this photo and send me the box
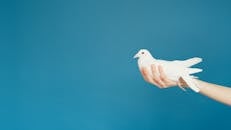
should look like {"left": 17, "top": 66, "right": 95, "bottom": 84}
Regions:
{"left": 140, "top": 64, "right": 188, "bottom": 89}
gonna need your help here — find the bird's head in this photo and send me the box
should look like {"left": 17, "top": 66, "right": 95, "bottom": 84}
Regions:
{"left": 133, "top": 49, "right": 153, "bottom": 59}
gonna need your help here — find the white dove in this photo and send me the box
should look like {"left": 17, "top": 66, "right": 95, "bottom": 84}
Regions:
{"left": 134, "top": 49, "right": 203, "bottom": 92}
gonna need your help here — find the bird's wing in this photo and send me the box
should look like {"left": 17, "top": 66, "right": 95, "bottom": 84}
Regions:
{"left": 172, "top": 57, "right": 202, "bottom": 67}
{"left": 180, "top": 76, "right": 200, "bottom": 92}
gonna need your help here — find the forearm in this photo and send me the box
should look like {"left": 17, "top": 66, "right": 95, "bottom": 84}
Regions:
{"left": 195, "top": 79, "right": 231, "bottom": 106}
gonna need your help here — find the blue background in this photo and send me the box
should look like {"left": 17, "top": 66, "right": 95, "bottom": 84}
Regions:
{"left": 1, "top": 0, "right": 231, "bottom": 129}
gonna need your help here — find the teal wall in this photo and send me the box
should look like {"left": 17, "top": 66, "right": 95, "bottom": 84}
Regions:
{"left": 1, "top": 0, "right": 231, "bottom": 129}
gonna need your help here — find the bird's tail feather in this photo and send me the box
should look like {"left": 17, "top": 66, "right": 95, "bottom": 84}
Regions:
{"left": 187, "top": 68, "right": 203, "bottom": 74}
{"left": 183, "top": 57, "right": 202, "bottom": 67}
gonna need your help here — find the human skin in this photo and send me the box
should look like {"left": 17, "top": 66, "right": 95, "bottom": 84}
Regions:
{"left": 140, "top": 65, "right": 231, "bottom": 106}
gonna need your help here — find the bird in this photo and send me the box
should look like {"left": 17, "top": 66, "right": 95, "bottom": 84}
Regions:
{"left": 134, "top": 49, "right": 203, "bottom": 92}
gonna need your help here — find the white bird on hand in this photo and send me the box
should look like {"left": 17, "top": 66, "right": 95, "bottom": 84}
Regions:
{"left": 134, "top": 49, "right": 203, "bottom": 92}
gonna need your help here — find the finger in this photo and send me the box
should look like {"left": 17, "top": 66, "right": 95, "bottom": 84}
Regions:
{"left": 142, "top": 68, "right": 160, "bottom": 87}
{"left": 140, "top": 68, "right": 149, "bottom": 82}
{"left": 158, "top": 65, "right": 167, "bottom": 81}
{"left": 151, "top": 64, "right": 158, "bottom": 76}
{"left": 151, "top": 65, "right": 166, "bottom": 88}
{"left": 158, "top": 65, "right": 172, "bottom": 83}
{"left": 152, "top": 75, "right": 166, "bottom": 88}
{"left": 158, "top": 65, "right": 177, "bottom": 86}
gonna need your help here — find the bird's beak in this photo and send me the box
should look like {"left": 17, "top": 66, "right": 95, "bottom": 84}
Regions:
{"left": 133, "top": 53, "right": 139, "bottom": 59}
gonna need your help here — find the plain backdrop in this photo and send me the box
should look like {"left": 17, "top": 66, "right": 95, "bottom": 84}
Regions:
{"left": 1, "top": 0, "right": 231, "bottom": 129}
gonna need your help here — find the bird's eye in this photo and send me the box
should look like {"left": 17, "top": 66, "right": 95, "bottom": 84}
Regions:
{"left": 141, "top": 52, "right": 144, "bottom": 54}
